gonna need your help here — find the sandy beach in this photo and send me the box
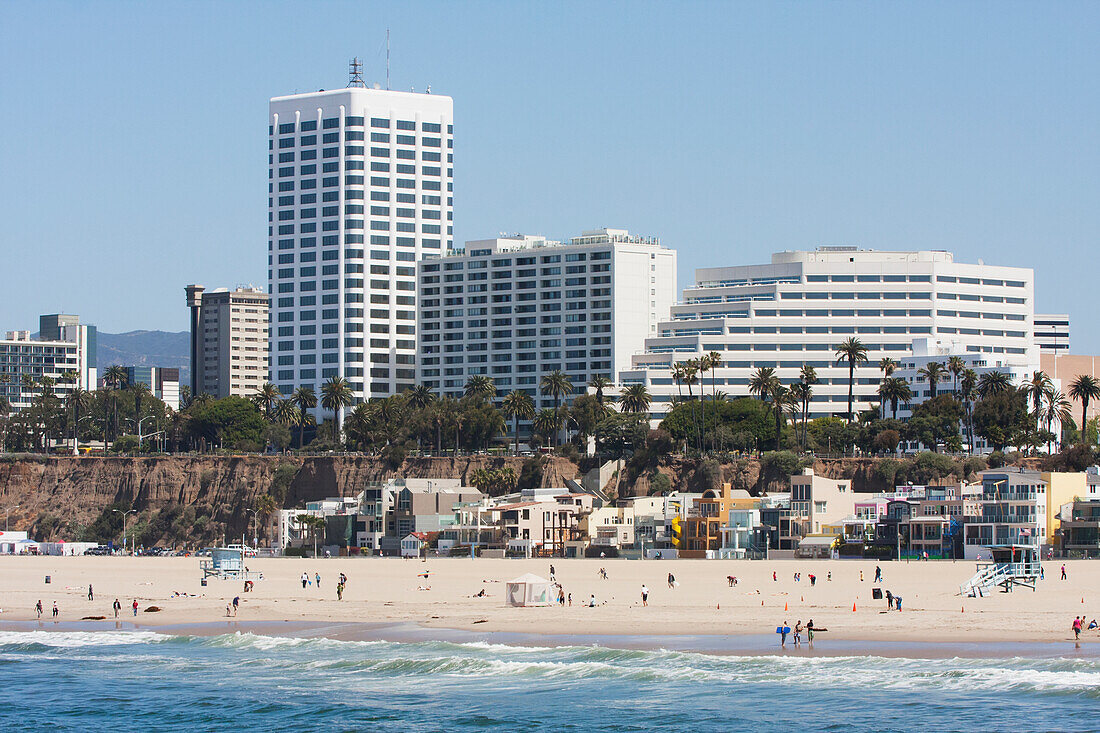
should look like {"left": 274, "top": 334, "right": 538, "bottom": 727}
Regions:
{"left": 1, "top": 556, "right": 1097, "bottom": 645}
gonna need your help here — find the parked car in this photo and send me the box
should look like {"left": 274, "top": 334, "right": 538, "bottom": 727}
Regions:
{"left": 84, "top": 546, "right": 112, "bottom": 556}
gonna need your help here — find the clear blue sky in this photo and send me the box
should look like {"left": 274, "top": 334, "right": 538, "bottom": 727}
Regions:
{"left": 1, "top": 2, "right": 1098, "bottom": 348}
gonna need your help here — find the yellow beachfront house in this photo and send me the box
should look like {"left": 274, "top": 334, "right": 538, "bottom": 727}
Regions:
{"left": 1041, "top": 472, "right": 1087, "bottom": 551}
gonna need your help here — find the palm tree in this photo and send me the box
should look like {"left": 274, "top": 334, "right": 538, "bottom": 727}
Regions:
{"left": 1069, "top": 375, "right": 1100, "bottom": 446}
{"left": 798, "top": 365, "right": 817, "bottom": 447}
{"left": 406, "top": 384, "right": 436, "bottom": 410}
{"left": 464, "top": 375, "right": 496, "bottom": 402}
{"left": 1023, "top": 371, "right": 1054, "bottom": 438}
{"left": 1040, "top": 389, "right": 1073, "bottom": 453}
{"left": 959, "top": 369, "right": 978, "bottom": 453}
{"left": 788, "top": 382, "right": 808, "bottom": 449}
{"left": 540, "top": 370, "right": 573, "bottom": 446}
{"left": 977, "top": 371, "right": 1012, "bottom": 400}
{"left": 588, "top": 375, "right": 613, "bottom": 406}
{"left": 254, "top": 494, "right": 278, "bottom": 546}
{"left": 946, "top": 356, "right": 965, "bottom": 395}
{"left": 769, "top": 383, "right": 791, "bottom": 451}
{"left": 532, "top": 408, "right": 562, "bottom": 449}
{"left": 252, "top": 382, "right": 281, "bottom": 420}
{"left": 834, "top": 338, "right": 868, "bottom": 424}
{"left": 698, "top": 352, "right": 722, "bottom": 452}
{"left": 674, "top": 360, "right": 703, "bottom": 452}
{"left": 102, "top": 365, "right": 128, "bottom": 446}
{"left": 748, "top": 367, "right": 777, "bottom": 403}
{"left": 501, "top": 390, "right": 535, "bottom": 455}
{"left": 320, "top": 376, "right": 354, "bottom": 444}
{"left": 879, "top": 377, "right": 912, "bottom": 420}
{"left": 917, "top": 362, "right": 945, "bottom": 399}
{"left": 290, "top": 386, "right": 318, "bottom": 449}
{"left": 877, "top": 358, "right": 896, "bottom": 418}
{"left": 272, "top": 399, "right": 297, "bottom": 425}
{"left": 620, "top": 384, "right": 652, "bottom": 415}
{"left": 66, "top": 388, "right": 90, "bottom": 454}
{"left": 0, "top": 396, "right": 9, "bottom": 453}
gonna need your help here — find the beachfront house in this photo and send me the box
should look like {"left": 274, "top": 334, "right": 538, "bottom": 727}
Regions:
{"left": 582, "top": 503, "right": 636, "bottom": 551}
{"left": 962, "top": 470, "right": 1046, "bottom": 559}
{"left": 1058, "top": 499, "right": 1100, "bottom": 557}
{"left": 787, "top": 469, "right": 857, "bottom": 545}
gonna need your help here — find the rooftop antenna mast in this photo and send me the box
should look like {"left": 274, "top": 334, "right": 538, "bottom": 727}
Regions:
{"left": 348, "top": 57, "right": 366, "bottom": 88}
{"left": 386, "top": 29, "right": 390, "bottom": 90}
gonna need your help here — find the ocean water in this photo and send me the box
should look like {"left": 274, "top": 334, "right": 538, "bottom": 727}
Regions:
{"left": 1, "top": 629, "right": 1099, "bottom": 732}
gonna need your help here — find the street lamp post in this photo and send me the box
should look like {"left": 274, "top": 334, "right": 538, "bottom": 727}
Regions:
{"left": 5, "top": 504, "right": 19, "bottom": 532}
{"left": 137, "top": 416, "right": 156, "bottom": 452}
{"left": 112, "top": 508, "right": 137, "bottom": 554}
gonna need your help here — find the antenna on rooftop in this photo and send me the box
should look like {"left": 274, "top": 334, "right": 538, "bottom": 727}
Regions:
{"left": 386, "top": 29, "right": 391, "bottom": 90}
{"left": 348, "top": 57, "right": 366, "bottom": 88}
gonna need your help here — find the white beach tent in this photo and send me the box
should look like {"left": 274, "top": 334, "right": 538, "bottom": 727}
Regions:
{"left": 505, "top": 573, "right": 554, "bottom": 607}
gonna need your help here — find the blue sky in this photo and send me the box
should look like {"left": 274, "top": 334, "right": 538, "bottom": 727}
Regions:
{"left": 1, "top": 1, "right": 1098, "bottom": 348}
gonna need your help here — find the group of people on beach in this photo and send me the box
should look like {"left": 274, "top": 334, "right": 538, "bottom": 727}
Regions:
{"left": 35, "top": 596, "right": 139, "bottom": 620}
{"left": 777, "top": 619, "right": 822, "bottom": 646}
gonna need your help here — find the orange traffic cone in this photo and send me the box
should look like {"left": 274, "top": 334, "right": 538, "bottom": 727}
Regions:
{"left": 961, "top": 606, "right": 965, "bottom": 613}
{"left": 784, "top": 602, "right": 788, "bottom": 611}
{"left": 852, "top": 602, "right": 857, "bottom": 612}
{"left": 717, "top": 603, "right": 720, "bottom": 610}
{"left": 761, "top": 600, "right": 764, "bottom": 606}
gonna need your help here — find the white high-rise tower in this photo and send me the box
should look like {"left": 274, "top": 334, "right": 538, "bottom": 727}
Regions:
{"left": 268, "top": 78, "right": 453, "bottom": 409}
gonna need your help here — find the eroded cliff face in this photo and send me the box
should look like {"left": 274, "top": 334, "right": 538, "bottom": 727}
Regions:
{"left": 0, "top": 455, "right": 581, "bottom": 541}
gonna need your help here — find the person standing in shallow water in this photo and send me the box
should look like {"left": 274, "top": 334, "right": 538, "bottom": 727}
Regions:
{"left": 113, "top": 599, "right": 121, "bottom": 618}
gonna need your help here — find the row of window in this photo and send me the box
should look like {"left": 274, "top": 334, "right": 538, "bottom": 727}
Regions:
{"left": 274, "top": 119, "right": 451, "bottom": 134}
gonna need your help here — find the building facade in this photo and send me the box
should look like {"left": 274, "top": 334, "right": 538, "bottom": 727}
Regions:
{"left": 417, "top": 229, "right": 676, "bottom": 411}
{"left": 0, "top": 314, "right": 96, "bottom": 413}
{"left": 1033, "top": 313, "right": 1069, "bottom": 354}
{"left": 267, "top": 85, "right": 454, "bottom": 410}
{"left": 124, "top": 366, "right": 181, "bottom": 411}
{"left": 620, "top": 248, "right": 1035, "bottom": 420}
{"left": 185, "top": 285, "right": 270, "bottom": 399}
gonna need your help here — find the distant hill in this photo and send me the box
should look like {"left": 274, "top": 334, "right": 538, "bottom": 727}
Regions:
{"left": 97, "top": 330, "right": 190, "bottom": 385}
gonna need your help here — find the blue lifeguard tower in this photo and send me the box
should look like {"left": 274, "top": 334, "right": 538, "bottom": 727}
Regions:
{"left": 960, "top": 545, "right": 1041, "bottom": 596}
{"left": 201, "top": 549, "right": 262, "bottom": 580}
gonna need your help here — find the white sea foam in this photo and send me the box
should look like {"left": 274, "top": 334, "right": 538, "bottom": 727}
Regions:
{"left": 0, "top": 630, "right": 172, "bottom": 649}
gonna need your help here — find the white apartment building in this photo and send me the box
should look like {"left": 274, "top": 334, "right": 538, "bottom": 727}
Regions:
{"left": 0, "top": 314, "right": 96, "bottom": 413}
{"left": 621, "top": 248, "right": 1034, "bottom": 420}
{"left": 268, "top": 83, "right": 453, "bottom": 411}
{"left": 185, "top": 285, "right": 270, "bottom": 399}
{"left": 892, "top": 337, "right": 1057, "bottom": 452}
{"left": 417, "top": 229, "right": 676, "bottom": 410}
{"left": 1033, "top": 313, "right": 1069, "bottom": 354}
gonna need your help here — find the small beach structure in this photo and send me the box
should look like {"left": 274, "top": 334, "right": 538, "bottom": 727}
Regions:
{"left": 505, "top": 573, "right": 554, "bottom": 607}
{"left": 960, "top": 544, "right": 1040, "bottom": 596}
{"left": 201, "top": 548, "right": 262, "bottom": 580}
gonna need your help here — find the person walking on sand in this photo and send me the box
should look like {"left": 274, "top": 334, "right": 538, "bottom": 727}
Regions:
{"left": 1073, "top": 615, "right": 1083, "bottom": 640}
{"left": 1061, "top": 564, "right": 1067, "bottom": 581}
{"left": 339, "top": 572, "right": 347, "bottom": 586}
{"left": 885, "top": 590, "right": 893, "bottom": 611}
{"left": 773, "top": 571, "right": 777, "bottom": 582}
{"left": 641, "top": 584, "right": 649, "bottom": 607}
{"left": 667, "top": 573, "right": 676, "bottom": 589}
{"left": 315, "top": 572, "right": 321, "bottom": 588}
{"left": 232, "top": 596, "right": 240, "bottom": 615}
{"left": 301, "top": 572, "right": 309, "bottom": 589}
{"left": 132, "top": 599, "right": 139, "bottom": 617}
{"left": 874, "top": 566, "right": 882, "bottom": 583}
{"left": 549, "top": 564, "right": 556, "bottom": 581}
{"left": 113, "top": 599, "right": 121, "bottom": 619}
{"left": 52, "top": 601, "right": 59, "bottom": 619}
{"left": 336, "top": 582, "right": 344, "bottom": 601}
{"left": 35, "top": 600, "right": 43, "bottom": 619}
{"left": 88, "top": 584, "right": 94, "bottom": 601}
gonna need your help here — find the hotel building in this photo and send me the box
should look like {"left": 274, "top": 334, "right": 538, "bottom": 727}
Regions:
{"left": 620, "top": 248, "right": 1035, "bottom": 419}
{"left": 185, "top": 285, "right": 270, "bottom": 399}
{"left": 267, "top": 83, "right": 453, "bottom": 409}
{"left": 0, "top": 314, "right": 96, "bottom": 412}
{"left": 1033, "top": 313, "right": 1070, "bottom": 354}
{"left": 416, "top": 229, "right": 676, "bottom": 409}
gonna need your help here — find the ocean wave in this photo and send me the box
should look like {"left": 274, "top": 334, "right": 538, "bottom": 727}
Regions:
{"left": 2, "top": 629, "right": 1099, "bottom": 697}
{"left": 0, "top": 630, "right": 175, "bottom": 651}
